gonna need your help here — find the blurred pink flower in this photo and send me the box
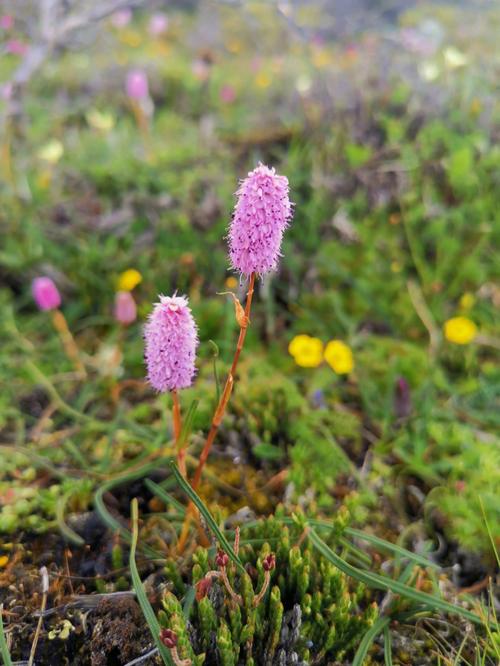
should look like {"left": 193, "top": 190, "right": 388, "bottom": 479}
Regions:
{"left": 149, "top": 13, "right": 168, "bottom": 36}
{"left": 126, "top": 69, "right": 149, "bottom": 100}
{"left": 32, "top": 277, "right": 61, "bottom": 311}
{"left": 114, "top": 291, "right": 137, "bottom": 325}
{"left": 111, "top": 9, "right": 132, "bottom": 28}
{"left": 1, "top": 83, "right": 13, "bottom": 100}
{"left": 192, "top": 59, "right": 210, "bottom": 82}
{"left": 144, "top": 294, "right": 198, "bottom": 392}
{"left": 0, "top": 15, "right": 14, "bottom": 30}
{"left": 6, "top": 40, "right": 27, "bottom": 56}
{"left": 220, "top": 85, "right": 236, "bottom": 103}
{"left": 228, "top": 163, "right": 293, "bottom": 276}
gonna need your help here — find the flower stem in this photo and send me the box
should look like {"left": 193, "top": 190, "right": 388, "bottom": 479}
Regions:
{"left": 172, "top": 390, "right": 186, "bottom": 477}
{"left": 177, "top": 273, "right": 256, "bottom": 551}
{"left": 191, "top": 272, "right": 255, "bottom": 491}
{"left": 51, "top": 309, "right": 87, "bottom": 378}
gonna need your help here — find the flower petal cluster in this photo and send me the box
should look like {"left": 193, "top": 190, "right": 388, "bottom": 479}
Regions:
{"left": 32, "top": 277, "right": 61, "bottom": 311}
{"left": 228, "top": 163, "right": 292, "bottom": 275}
{"left": 144, "top": 294, "right": 198, "bottom": 392}
{"left": 443, "top": 316, "right": 477, "bottom": 345}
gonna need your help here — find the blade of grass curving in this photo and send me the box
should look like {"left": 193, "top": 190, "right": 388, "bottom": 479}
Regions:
{"left": 384, "top": 625, "right": 393, "bottom": 666}
{"left": 345, "top": 528, "right": 439, "bottom": 569}
{"left": 182, "top": 586, "right": 196, "bottom": 620}
{"left": 208, "top": 340, "right": 221, "bottom": 404}
{"left": 170, "top": 462, "right": 245, "bottom": 575}
{"left": 94, "top": 463, "right": 167, "bottom": 560}
{"left": 308, "top": 528, "right": 482, "bottom": 625}
{"left": 478, "top": 496, "right": 500, "bottom": 569}
{"left": 177, "top": 400, "right": 199, "bottom": 451}
{"left": 352, "top": 616, "right": 390, "bottom": 666}
{"left": 0, "top": 605, "right": 13, "bottom": 666}
{"left": 130, "top": 499, "right": 173, "bottom": 666}
{"left": 56, "top": 491, "right": 85, "bottom": 546}
{"left": 144, "top": 479, "right": 186, "bottom": 515}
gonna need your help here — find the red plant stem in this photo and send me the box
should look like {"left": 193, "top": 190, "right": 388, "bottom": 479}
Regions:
{"left": 191, "top": 272, "right": 256, "bottom": 491}
{"left": 172, "top": 390, "right": 186, "bottom": 477}
{"left": 51, "top": 309, "right": 87, "bottom": 378}
{"left": 177, "top": 273, "right": 256, "bottom": 552}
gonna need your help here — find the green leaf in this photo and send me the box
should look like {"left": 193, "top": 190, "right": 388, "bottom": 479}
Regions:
{"left": 177, "top": 400, "right": 199, "bottom": 450}
{"left": 130, "top": 498, "right": 173, "bottom": 666}
{"left": 94, "top": 463, "right": 167, "bottom": 559}
{"left": 0, "top": 604, "right": 12, "bottom": 666}
{"left": 170, "top": 462, "right": 245, "bottom": 575}
{"left": 252, "top": 443, "right": 284, "bottom": 461}
{"left": 384, "top": 625, "right": 393, "bottom": 666}
{"left": 308, "top": 528, "right": 482, "bottom": 625}
{"left": 352, "top": 616, "right": 390, "bottom": 666}
{"left": 345, "top": 528, "right": 440, "bottom": 570}
{"left": 145, "top": 479, "right": 186, "bottom": 516}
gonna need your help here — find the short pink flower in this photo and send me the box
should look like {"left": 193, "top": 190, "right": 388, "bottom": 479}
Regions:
{"left": 6, "top": 40, "right": 27, "bottom": 56}
{"left": 114, "top": 291, "right": 137, "bottom": 325}
{"left": 111, "top": 9, "right": 132, "bottom": 28}
{"left": 149, "top": 13, "right": 168, "bottom": 36}
{"left": 144, "top": 294, "right": 198, "bottom": 392}
{"left": 32, "top": 277, "right": 61, "bottom": 311}
{"left": 220, "top": 85, "right": 236, "bottom": 103}
{"left": 228, "top": 163, "right": 293, "bottom": 275}
{"left": 126, "top": 69, "right": 149, "bottom": 100}
{"left": 0, "top": 15, "right": 14, "bottom": 30}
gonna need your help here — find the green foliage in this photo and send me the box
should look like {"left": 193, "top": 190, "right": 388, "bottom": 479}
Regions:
{"left": 160, "top": 515, "right": 377, "bottom": 664}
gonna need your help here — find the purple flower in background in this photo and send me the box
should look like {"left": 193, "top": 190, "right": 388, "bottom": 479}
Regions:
{"left": 149, "top": 13, "right": 168, "bottom": 36}
{"left": 0, "top": 15, "right": 14, "bottom": 30}
{"left": 114, "top": 291, "right": 137, "bottom": 325}
{"left": 32, "top": 277, "right": 61, "bottom": 311}
{"left": 228, "top": 163, "right": 293, "bottom": 276}
{"left": 6, "top": 40, "right": 27, "bottom": 56}
{"left": 111, "top": 9, "right": 132, "bottom": 28}
{"left": 126, "top": 69, "right": 149, "bottom": 100}
{"left": 394, "top": 377, "right": 412, "bottom": 421}
{"left": 144, "top": 294, "right": 198, "bottom": 392}
{"left": 220, "top": 85, "right": 236, "bottom": 103}
{"left": 1, "top": 83, "right": 13, "bottom": 100}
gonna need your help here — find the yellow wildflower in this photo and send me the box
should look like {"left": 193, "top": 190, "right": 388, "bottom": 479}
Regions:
{"left": 288, "top": 335, "right": 324, "bottom": 368}
{"left": 37, "top": 139, "right": 64, "bottom": 164}
{"left": 443, "top": 316, "right": 477, "bottom": 345}
{"left": 117, "top": 269, "right": 142, "bottom": 292}
{"left": 0, "top": 555, "right": 8, "bottom": 568}
{"left": 324, "top": 340, "right": 354, "bottom": 375}
{"left": 86, "top": 109, "right": 116, "bottom": 132}
{"left": 459, "top": 292, "right": 475, "bottom": 310}
{"left": 255, "top": 72, "right": 272, "bottom": 88}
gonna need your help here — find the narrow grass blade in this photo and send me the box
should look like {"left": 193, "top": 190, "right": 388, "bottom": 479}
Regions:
{"left": 177, "top": 400, "right": 199, "bottom": 451}
{"left": 0, "top": 605, "right": 13, "bottom": 666}
{"left": 130, "top": 499, "right": 173, "bottom": 666}
{"left": 352, "top": 616, "right": 390, "bottom": 666}
{"left": 56, "top": 491, "right": 85, "bottom": 546}
{"left": 308, "top": 528, "right": 482, "bottom": 625}
{"left": 384, "top": 625, "right": 393, "bottom": 666}
{"left": 144, "top": 479, "right": 186, "bottom": 515}
{"left": 345, "top": 528, "right": 440, "bottom": 569}
{"left": 94, "top": 463, "right": 166, "bottom": 559}
{"left": 170, "top": 462, "right": 245, "bottom": 575}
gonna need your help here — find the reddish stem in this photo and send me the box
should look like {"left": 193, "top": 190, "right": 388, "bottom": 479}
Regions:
{"left": 172, "top": 390, "right": 186, "bottom": 477}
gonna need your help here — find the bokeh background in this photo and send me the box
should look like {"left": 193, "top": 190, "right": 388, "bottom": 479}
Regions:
{"left": 1, "top": 0, "right": 499, "bottom": 573}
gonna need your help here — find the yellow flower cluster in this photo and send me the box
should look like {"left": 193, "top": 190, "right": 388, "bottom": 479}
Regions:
{"left": 117, "top": 268, "right": 142, "bottom": 292}
{"left": 288, "top": 335, "right": 354, "bottom": 374}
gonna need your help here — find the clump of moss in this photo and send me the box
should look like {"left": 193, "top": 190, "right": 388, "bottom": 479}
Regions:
{"left": 159, "top": 511, "right": 377, "bottom": 664}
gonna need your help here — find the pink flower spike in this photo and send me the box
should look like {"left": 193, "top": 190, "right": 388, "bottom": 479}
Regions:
{"left": 32, "top": 277, "right": 61, "bottom": 311}
{"left": 126, "top": 69, "right": 149, "bottom": 100}
{"left": 114, "top": 291, "right": 137, "bottom": 325}
{"left": 144, "top": 294, "right": 198, "bottom": 392}
{"left": 228, "top": 163, "right": 293, "bottom": 276}
{"left": 149, "top": 13, "right": 168, "bottom": 36}
{"left": 0, "top": 15, "right": 14, "bottom": 30}
{"left": 111, "top": 9, "right": 131, "bottom": 28}
{"left": 220, "top": 85, "right": 236, "bottom": 103}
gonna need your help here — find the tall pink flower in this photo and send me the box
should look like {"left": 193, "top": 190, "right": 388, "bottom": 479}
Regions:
{"left": 32, "top": 277, "right": 61, "bottom": 311}
{"left": 228, "top": 163, "right": 292, "bottom": 276}
{"left": 114, "top": 291, "right": 137, "bottom": 325}
{"left": 144, "top": 295, "right": 198, "bottom": 392}
{"left": 126, "top": 69, "right": 149, "bottom": 100}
